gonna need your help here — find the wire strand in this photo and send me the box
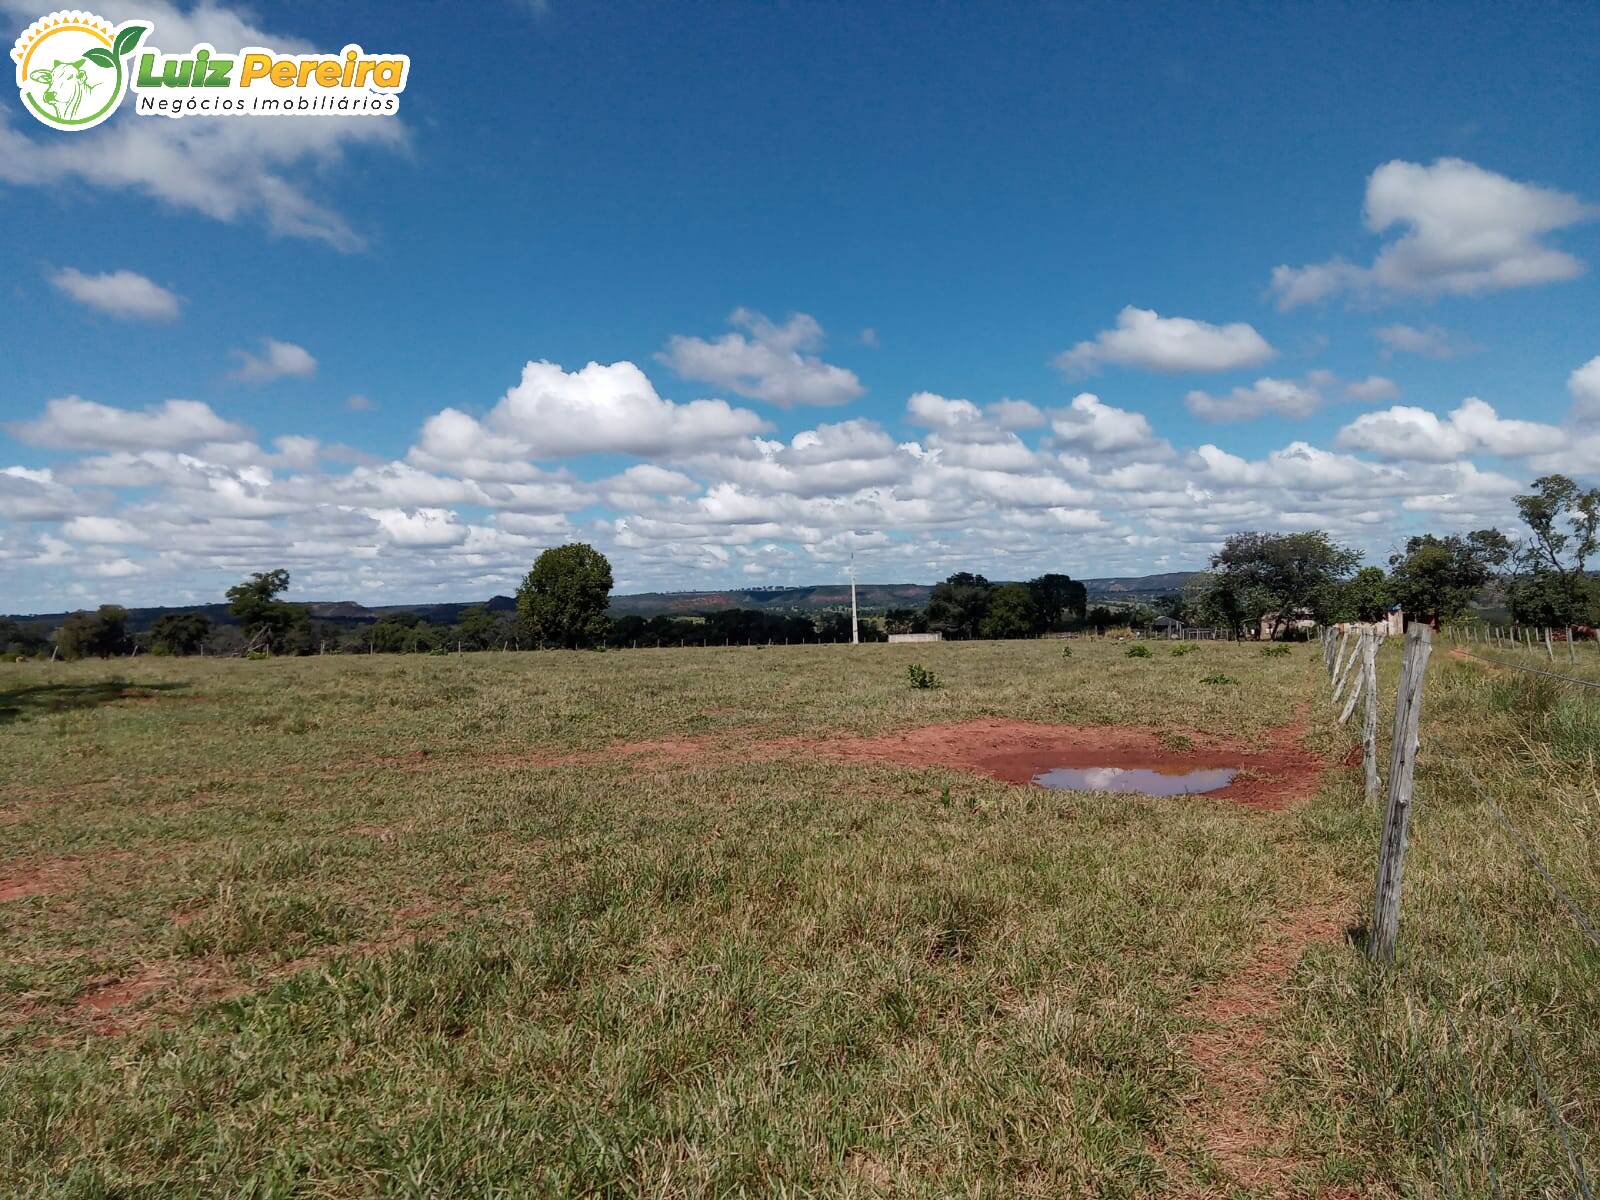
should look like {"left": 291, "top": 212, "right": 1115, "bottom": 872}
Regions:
{"left": 1452, "top": 763, "right": 1600, "bottom": 953}
{"left": 1449, "top": 646, "right": 1600, "bottom": 692}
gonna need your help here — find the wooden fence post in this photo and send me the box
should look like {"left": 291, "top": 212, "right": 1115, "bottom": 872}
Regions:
{"left": 1370, "top": 624, "right": 1434, "bottom": 964}
{"left": 1339, "top": 628, "right": 1369, "bottom": 725}
{"left": 1332, "top": 628, "right": 1358, "bottom": 702}
{"left": 1362, "top": 630, "right": 1380, "bottom": 804}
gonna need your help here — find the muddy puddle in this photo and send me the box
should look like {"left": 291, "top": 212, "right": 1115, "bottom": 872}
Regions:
{"left": 1030, "top": 765, "right": 1237, "bottom": 795}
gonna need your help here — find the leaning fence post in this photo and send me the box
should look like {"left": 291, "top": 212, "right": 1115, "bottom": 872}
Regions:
{"left": 1332, "top": 628, "right": 1358, "bottom": 702}
{"left": 1339, "top": 628, "right": 1369, "bottom": 725}
{"left": 1370, "top": 624, "right": 1434, "bottom": 963}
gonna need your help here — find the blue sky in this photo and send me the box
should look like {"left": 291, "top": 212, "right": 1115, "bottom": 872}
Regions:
{"left": 3, "top": 0, "right": 1598, "bottom": 611}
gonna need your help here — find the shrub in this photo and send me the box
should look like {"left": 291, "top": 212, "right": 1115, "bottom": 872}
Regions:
{"left": 1125, "top": 644, "right": 1152, "bottom": 658}
{"left": 1202, "top": 672, "right": 1238, "bottom": 685}
{"left": 1170, "top": 644, "right": 1196, "bottom": 657}
{"left": 1060, "top": 645, "right": 1072, "bottom": 659}
{"left": 907, "top": 664, "right": 942, "bottom": 689}
{"left": 1262, "top": 645, "right": 1291, "bottom": 658}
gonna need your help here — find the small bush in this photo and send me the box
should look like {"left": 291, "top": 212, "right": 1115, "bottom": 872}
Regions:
{"left": 1170, "top": 644, "right": 1196, "bottom": 657}
{"left": 907, "top": 664, "right": 942, "bottom": 689}
{"left": 1125, "top": 644, "right": 1152, "bottom": 658}
{"left": 1261, "top": 645, "right": 1291, "bottom": 658}
{"left": 1060, "top": 645, "right": 1072, "bottom": 659}
{"left": 1202, "top": 672, "right": 1238, "bottom": 685}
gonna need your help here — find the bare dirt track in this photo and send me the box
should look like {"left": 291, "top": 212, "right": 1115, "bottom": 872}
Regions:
{"left": 1172, "top": 899, "right": 1356, "bottom": 1199}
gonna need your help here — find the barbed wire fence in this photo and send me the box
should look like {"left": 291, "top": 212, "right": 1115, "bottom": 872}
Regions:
{"left": 1316, "top": 619, "right": 1599, "bottom": 1194}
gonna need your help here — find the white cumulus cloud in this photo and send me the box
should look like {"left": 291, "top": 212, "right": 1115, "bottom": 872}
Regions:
{"left": 659, "top": 309, "right": 864, "bottom": 407}
{"left": 230, "top": 339, "right": 317, "bottom": 384}
{"left": 1568, "top": 356, "right": 1600, "bottom": 425}
{"left": 1273, "top": 158, "right": 1597, "bottom": 308}
{"left": 10, "top": 396, "right": 247, "bottom": 451}
{"left": 414, "top": 359, "right": 769, "bottom": 466}
{"left": 1055, "top": 306, "right": 1275, "bottom": 374}
{"left": 1336, "top": 398, "right": 1566, "bottom": 463}
{"left": 48, "top": 267, "right": 180, "bottom": 321}
{"left": 1049, "top": 393, "right": 1162, "bottom": 453}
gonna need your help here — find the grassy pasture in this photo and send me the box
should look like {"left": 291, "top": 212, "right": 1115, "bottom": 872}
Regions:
{"left": 0, "top": 639, "right": 1594, "bottom": 1197}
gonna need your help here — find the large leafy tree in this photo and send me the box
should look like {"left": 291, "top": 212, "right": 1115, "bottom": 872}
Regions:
{"left": 225, "top": 569, "right": 305, "bottom": 653}
{"left": 1386, "top": 531, "right": 1509, "bottom": 624}
{"left": 980, "top": 584, "right": 1038, "bottom": 639}
{"left": 517, "top": 543, "right": 614, "bottom": 649}
{"left": 1507, "top": 474, "right": 1600, "bottom": 627}
{"left": 54, "top": 605, "right": 130, "bottom": 659}
{"left": 150, "top": 612, "right": 213, "bottom": 656}
{"left": 1026, "top": 573, "right": 1087, "bottom": 630}
{"left": 926, "top": 572, "right": 994, "bottom": 640}
{"left": 1211, "top": 531, "right": 1361, "bottom": 638}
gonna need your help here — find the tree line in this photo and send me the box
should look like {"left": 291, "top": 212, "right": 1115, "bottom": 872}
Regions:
{"left": 9, "top": 472, "right": 1592, "bottom": 659}
{"left": 1180, "top": 473, "right": 1597, "bottom": 638}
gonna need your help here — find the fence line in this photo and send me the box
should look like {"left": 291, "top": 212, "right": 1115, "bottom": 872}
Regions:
{"left": 1445, "top": 642, "right": 1600, "bottom": 693}
{"left": 1321, "top": 620, "right": 1597, "bottom": 1190}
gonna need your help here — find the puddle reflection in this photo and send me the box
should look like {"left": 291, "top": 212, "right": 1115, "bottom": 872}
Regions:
{"left": 1030, "top": 766, "right": 1237, "bottom": 795}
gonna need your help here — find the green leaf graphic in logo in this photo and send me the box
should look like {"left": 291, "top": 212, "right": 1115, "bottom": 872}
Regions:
{"left": 25, "top": 22, "right": 148, "bottom": 129}
{"left": 112, "top": 24, "right": 146, "bottom": 60}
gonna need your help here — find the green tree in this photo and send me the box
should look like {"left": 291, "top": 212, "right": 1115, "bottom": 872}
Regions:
{"left": 0, "top": 618, "right": 51, "bottom": 658}
{"left": 453, "top": 604, "right": 501, "bottom": 650}
{"left": 225, "top": 569, "right": 305, "bottom": 654}
{"left": 1026, "top": 573, "right": 1087, "bottom": 630}
{"left": 1339, "top": 566, "right": 1392, "bottom": 623}
{"left": 926, "top": 572, "right": 994, "bottom": 640}
{"left": 54, "top": 605, "right": 129, "bottom": 659}
{"left": 1386, "top": 531, "right": 1508, "bottom": 624}
{"left": 150, "top": 611, "right": 213, "bottom": 656}
{"left": 980, "top": 584, "right": 1038, "bottom": 639}
{"left": 517, "top": 543, "right": 614, "bottom": 649}
{"left": 1212, "top": 531, "right": 1360, "bottom": 638}
{"left": 884, "top": 607, "right": 928, "bottom": 635}
{"left": 1184, "top": 570, "right": 1276, "bottom": 639}
{"left": 1507, "top": 474, "right": 1600, "bottom": 627}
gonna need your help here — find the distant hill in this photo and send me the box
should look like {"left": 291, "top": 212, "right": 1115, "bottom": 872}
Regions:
{"left": 606, "top": 583, "right": 935, "bottom": 617}
{"left": 1081, "top": 572, "right": 1197, "bottom": 598}
{"left": 4, "top": 572, "right": 1198, "bottom": 629}
{"left": 3, "top": 595, "right": 518, "bottom": 633}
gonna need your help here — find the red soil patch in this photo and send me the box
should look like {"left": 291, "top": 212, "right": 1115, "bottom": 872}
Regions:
{"left": 75, "top": 972, "right": 163, "bottom": 1015}
{"left": 0, "top": 857, "right": 90, "bottom": 903}
{"left": 818, "top": 719, "right": 1324, "bottom": 812}
{"left": 1175, "top": 898, "right": 1350, "bottom": 1197}
{"left": 331, "top": 717, "right": 1325, "bottom": 813}
{"left": 0, "top": 850, "right": 143, "bottom": 904}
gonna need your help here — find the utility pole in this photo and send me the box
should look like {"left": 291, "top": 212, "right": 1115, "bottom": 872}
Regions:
{"left": 849, "top": 553, "right": 859, "bottom": 645}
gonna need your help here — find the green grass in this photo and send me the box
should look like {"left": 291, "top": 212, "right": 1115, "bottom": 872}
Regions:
{"left": 0, "top": 639, "right": 1593, "bottom": 1196}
